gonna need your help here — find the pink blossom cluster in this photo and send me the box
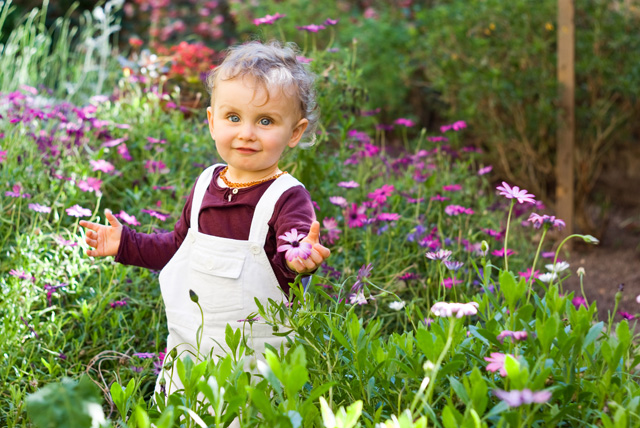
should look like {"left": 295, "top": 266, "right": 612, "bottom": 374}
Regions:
{"left": 440, "top": 120, "right": 467, "bottom": 133}
{"left": 444, "top": 204, "right": 474, "bottom": 216}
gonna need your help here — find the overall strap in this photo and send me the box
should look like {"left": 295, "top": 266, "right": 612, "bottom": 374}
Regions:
{"left": 190, "top": 164, "right": 224, "bottom": 232}
{"left": 248, "top": 174, "right": 304, "bottom": 245}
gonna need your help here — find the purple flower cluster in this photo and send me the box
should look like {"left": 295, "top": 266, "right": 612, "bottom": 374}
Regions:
{"left": 444, "top": 204, "right": 474, "bottom": 216}
{"left": 527, "top": 213, "right": 566, "bottom": 230}
{"left": 440, "top": 120, "right": 467, "bottom": 133}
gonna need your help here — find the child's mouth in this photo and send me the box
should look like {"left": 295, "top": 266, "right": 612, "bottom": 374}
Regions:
{"left": 235, "top": 147, "right": 258, "bottom": 154}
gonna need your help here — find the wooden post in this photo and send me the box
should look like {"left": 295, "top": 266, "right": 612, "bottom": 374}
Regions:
{"left": 557, "top": 0, "right": 575, "bottom": 237}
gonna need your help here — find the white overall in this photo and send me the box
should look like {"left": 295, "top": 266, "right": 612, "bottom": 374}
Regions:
{"left": 156, "top": 164, "right": 303, "bottom": 395}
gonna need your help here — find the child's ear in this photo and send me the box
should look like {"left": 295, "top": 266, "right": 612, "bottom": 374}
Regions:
{"left": 288, "top": 118, "right": 309, "bottom": 148}
{"left": 206, "top": 106, "right": 215, "bottom": 140}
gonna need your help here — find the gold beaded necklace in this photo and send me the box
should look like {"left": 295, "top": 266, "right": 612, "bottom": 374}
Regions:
{"left": 219, "top": 166, "right": 287, "bottom": 189}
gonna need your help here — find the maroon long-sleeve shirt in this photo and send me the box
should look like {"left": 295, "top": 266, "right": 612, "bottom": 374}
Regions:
{"left": 115, "top": 165, "right": 315, "bottom": 294}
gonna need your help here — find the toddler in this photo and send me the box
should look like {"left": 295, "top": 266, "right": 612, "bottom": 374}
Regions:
{"left": 79, "top": 40, "right": 330, "bottom": 396}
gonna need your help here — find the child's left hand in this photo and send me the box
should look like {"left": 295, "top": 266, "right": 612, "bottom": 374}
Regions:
{"left": 287, "top": 221, "right": 331, "bottom": 274}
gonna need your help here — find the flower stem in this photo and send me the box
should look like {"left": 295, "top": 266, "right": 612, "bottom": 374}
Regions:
{"left": 503, "top": 200, "right": 515, "bottom": 271}
{"left": 526, "top": 225, "right": 548, "bottom": 304}
{"left": 424, "top": 318, "right": 455, "bottom": 403}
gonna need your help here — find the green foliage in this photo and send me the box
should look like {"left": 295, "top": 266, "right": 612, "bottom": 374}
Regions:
{"left": 414, "top": 0, "right": 640, "bottom": 228}
{"left": 26, "top": 376, "right": 108, "bottom": 428}
{"left": 0, "top": 0, "right": 122, "bottom": 103}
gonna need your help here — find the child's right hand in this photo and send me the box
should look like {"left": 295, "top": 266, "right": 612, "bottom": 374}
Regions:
{"left": 79, "top": 209, "right": 123, "bottom": 257}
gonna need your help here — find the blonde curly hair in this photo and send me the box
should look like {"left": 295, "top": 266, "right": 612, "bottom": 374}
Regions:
{"left": 205, "top": 40, "right": 319, "bottom": 147}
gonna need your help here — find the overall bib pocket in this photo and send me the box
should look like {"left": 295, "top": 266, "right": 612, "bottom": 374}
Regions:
{"left": 187, "top": 251, "right": 245, "bottom": 312}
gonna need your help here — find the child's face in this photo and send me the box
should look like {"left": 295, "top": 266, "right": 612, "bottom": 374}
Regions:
{"left": 206, "top": 75, "right": 308, "bottom": 182}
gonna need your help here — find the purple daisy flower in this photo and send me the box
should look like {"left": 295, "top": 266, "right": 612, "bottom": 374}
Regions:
{"left": 493, "top": 389, "right": 552, "bottom": 407}
{"left": 338, "top": 180, "right": 359, "bottom": 188}
{"left": 253, "top": 13, "right": 286, "bottom": 26}
{"left": 527, "top": 213, "right": 566, "bottom": 230}
{"left": 443, "top": 260, "right": 464, "bottom": 272}
{"left": 394, "top": 118, "right": 415, "bottom": 127}
{"left": 28, "top": 203, "right": 52, "bottom": 213}
{"left": 329, "top": 196, "right": 348, "bottom": 207}
{"left": 90, "top": 159, "right": 115, "bottom": 174}
{"left": 116, "top": 210, "right": 141, "bottom": 226}
{"left": 491, "top": 248, "right": 515, "bottom": 257}
{"left": 66, "top": 204, "right": 92, "bottom": 217}
{"left": 496, "top": 330, "right": 528, "bottom": 343}
{"left": 322, "top": 217, "right": 341, "bottom": 244}
{"left": 496, "top": 181, "right": 536, "bottom": 204}
{"left": 133, "top": 352, "right": 156, "bottom": 359}
{"left": 426, "top": 249, "right": 452, "bottom": 261}
{"left": 141, "top": 209, "right": 170, "bottom": 221}
{"left": 277, "top": 228, "right": 312, "bottom": 262}
{"left": 478, "top": 165, "right": 493, "bottom": 175}
{"left": 442, "top": 184, "right": 462, "bottom": 192}
{"left": 345, "top": 203, "right": 368, "bottom": 228}
{"left": 296, "top": 24, "right": 326, "bottom": 32}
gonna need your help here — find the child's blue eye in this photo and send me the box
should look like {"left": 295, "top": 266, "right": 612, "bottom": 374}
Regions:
{"left": 228, "top": 115, "right": 240, "bottom": 123}
{"left": 259, "top": 118, "right": 272, "bottom": 126}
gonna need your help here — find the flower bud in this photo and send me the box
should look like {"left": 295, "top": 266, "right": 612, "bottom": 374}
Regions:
{"left": 582, "top": 235, "right": 600, "bottom": 245}
{"left": 189, "top": 289, "right": 199, "bottom": 303}
{"left": 170, "top": 348, "right": 177, "bottom": 360}
{"left": 576, "top": 267, "right": 585, "bottom": 276}
{"left": 480, "top": 240, "right": 489, "bottom": 256}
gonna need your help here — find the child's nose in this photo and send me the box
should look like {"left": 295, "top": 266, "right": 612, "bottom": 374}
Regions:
{"left": 237, "top": 123, "right": 257, "bottom": 140}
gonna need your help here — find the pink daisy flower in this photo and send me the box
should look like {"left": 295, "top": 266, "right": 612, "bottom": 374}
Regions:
{"left": 141, "top": 209, "right": 170, "bottom": 221}
{"left": 277, "top": 228, "right": 312, "bottom": 262}
{"left": 484, "top": 352, "right": 513, "bottom": 377}
{"left": 329, "top": 196, "right": 348, "bottom": 208}
{"left": 345, "top": 203, "right": 368, "bottom": 228}
{"left": 90, "top": 159, "right": 115, "bottom": 174}
{"left": 322, "top": 217, "right": 341, "bottom": 244}
{"left": 116, "top": 210, "right": 141, "bottom": 226}
{"left": 442, "top": 184, "right": 462, "bottom": 192}
{"left": 496, "top": 181, "right": 536, "bottom": 204}
{"left": 338, "top": 181, "right": 359, "bottom": 188}
{"left": 66, "top": 204, "right": 92, "bottom": 217}
{"left": 493, "top": 389, "right": 551, "bottom": 407}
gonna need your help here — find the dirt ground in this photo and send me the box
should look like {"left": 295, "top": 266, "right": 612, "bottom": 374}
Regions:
{"left": 562, "top": 207, "right": 640, "bottom": 322}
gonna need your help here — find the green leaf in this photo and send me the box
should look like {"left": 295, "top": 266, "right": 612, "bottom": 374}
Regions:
{"left": 442, "top": 405, "right": 460, "bottom": 428}
{"left": 536, "top": 315, "right": 558, "bottom": 354}
{"left": 27, "top": 376, "right": 106, "bottom": 428}
{"left": 467, "top": 368, "right": 488, "bottom": 415}
{"left": 448, "top": 376, "right": 470, "bottom": 405}
{"left": 499, "top": 270, "right": 519, "bottom": 310}
{"left": 615, "top": 320, "right": 631, "bottom": 350}
{"left": 583, "top": 321, "right": 604, "bottom": 350}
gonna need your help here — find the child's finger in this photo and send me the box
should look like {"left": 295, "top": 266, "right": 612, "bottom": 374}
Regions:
{"left": 105, "top": 209, "right": 122, "bottom": 228}
{"left": 304, "top": 221, "right": 321, "bottom": 244}
{"left": 312, "top": 243, "right": 331, "bottom": 259}
{"left": 79, "top": 220, "right": 99, "bottom": 231}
